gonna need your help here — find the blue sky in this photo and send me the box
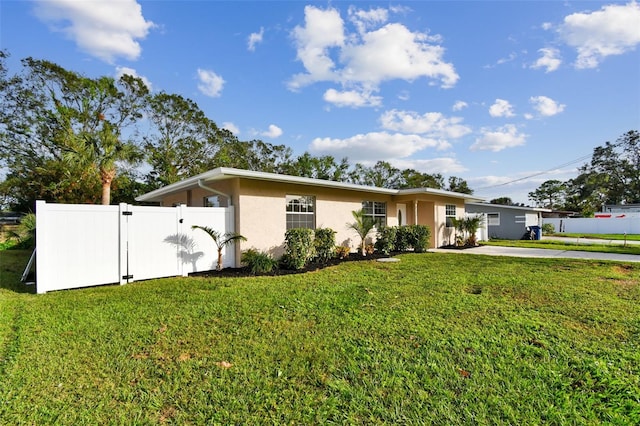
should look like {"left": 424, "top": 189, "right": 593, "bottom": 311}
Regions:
{"left": 1, "top": 1, "right": 639, "bottom": 204}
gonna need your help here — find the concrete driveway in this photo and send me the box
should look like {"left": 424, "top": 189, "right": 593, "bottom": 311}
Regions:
{"left": 431, "top": 245, "right": 640, "bottom": 263}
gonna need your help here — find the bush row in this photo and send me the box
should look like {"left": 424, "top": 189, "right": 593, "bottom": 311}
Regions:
{"left": 374, "top": 225, "right": 431, "bottom": 254}
{"left": 242, "top": 224, "right": 431, "bottom": 274}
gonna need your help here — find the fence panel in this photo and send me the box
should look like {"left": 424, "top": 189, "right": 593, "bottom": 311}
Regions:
{"left": 35, "top": 201, "right": 233, "bottom": 293}
{"left": 36, "top": 201, "right": 122, "bottom": 293}
{"left": 125, "top": 205, "right": 182, "bottom": 282}
{"left": 180, "top": 206, "right": 236, "bottom": 273}
{"left": 543, "top": 217, "right": 640, "bottom": 234}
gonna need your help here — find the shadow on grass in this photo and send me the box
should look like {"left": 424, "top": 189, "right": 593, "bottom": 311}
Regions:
{"left": 0, "top": 250, "right": 36, "bottom": 294}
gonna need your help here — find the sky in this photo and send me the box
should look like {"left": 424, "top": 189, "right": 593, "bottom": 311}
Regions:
{"left": 1, "top": 0, "right": 639, "bottom": 204}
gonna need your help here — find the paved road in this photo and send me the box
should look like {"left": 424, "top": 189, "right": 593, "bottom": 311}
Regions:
{"left": 431, "top": 244, "right": 640, "bottom": 263}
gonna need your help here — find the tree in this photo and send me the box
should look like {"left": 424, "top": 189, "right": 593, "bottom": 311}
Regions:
{"left": 191, "top": 225, "right": 247, "bottom": 271}
{"left": 490, "top": 197, "right": 513, "bottom": 205}
{"left": 446, "top": 176, "right": 473, "bottom": 194}
{"left": 283, "top": 152, "right": 350, "bottom": 181}
{"left": 528, "top": 180, "right": 566, "bottom": 209}
{"left": 349, "top": 161, "right": 402, "bottom": 188}
{"left": 144, "top": 92, "right": 222, "bottom": 187}
{"left": 347, "top": 209, "right": 376, "bottom": 256}
{"left": 0, "top": 56, "right": 148, "bottom": 207}
{"left": 399, "top": 169, "right": 444, "bottom": 189}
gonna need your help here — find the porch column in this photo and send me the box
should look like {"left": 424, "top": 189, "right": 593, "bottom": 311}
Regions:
{"left": 414, "top": 200, "right": 419, "bottom": 225}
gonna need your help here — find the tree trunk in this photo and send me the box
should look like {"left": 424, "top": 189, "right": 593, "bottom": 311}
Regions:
{"left": 217, "top": 249, "right": 223, "bottom": 271}
{"left": 100, "top": 167, "right": 116, "bottom": 205}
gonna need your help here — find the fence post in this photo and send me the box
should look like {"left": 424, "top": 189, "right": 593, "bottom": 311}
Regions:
{"left": 119, "top": 203, "right": 130, "bottom": 285}
{"left": 35, "top": 200, "right": 48, "bottom": 294}
{"left": 179, "top": 204, "right": 188, "bottom": 277}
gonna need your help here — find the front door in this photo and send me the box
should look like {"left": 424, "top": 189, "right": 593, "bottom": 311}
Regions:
{"left": 397, "top": 203, "right": 406, "bottom": 226}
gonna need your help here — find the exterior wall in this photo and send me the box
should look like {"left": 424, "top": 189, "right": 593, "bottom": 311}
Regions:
{"left": 465, "top": 204, "right": 541, "bottom": 240}
{"left": 236, "top": 179, "right": 396, "bottom": 256}
{"left": 154, "top": 178, "right": 470, "bottom": 258}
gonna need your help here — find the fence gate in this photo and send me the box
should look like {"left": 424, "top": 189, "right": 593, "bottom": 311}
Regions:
{"left": 35, "top": 201, "right": 234, "bottom": 294}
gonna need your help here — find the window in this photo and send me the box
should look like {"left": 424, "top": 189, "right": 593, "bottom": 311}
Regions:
{"left": 362, "top": 201, "right": 387, "bottom": 228}
{"left": 286, "top": 195, "right": 315, "bottom": 229}
{"left": 487, "top": 213, "right": 500, "bottom": 226}
{"left": 445, "top": 204, "right": 456, "bottom": 227}
{"left": 204, "top": 195, "right": 221, "bottom": 207}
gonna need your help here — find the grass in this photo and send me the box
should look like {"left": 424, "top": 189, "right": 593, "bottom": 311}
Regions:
{"left": 484, "top": 238, "right": 640, "bottom": 256}
{"left": 1, "top": 250, "right": 639, "bottom": 424}
{"left": 553, "top": 233, "right": 640, "bottom": 241}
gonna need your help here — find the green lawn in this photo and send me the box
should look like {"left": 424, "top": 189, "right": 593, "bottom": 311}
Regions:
{"left": 1, "top": 250, "right": 639, "bottom": 424}
{"left": 484, "top": 238, "right": 640, "bottom": 256}
{"left": 553, "top": 233, "right": 640, "bottom": 241}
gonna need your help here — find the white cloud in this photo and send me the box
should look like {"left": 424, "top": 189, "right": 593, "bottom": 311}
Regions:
{"left": 323, "top": 88, "right": 382, "bottom": 107}
{"left": 531, "top": 47, "right": 562, "bottom": 72}
{"left": 222, "top": 122, "right": 240, "bottom": 135}
{"left": 260, "top": 124, "right": 283, "bottom": 139}
{"left": 379, "top": 109, "right": 471, "bottom": 139}
{"left": 391, "top": 157, "right": 468, "bottom": 174}
{"left": 196, "top": 69, "right": 225, "bottom": 97}
{"left": 248, "top": 27, "right": 264, "bottom": 51}
{"left": 33, "top": 0, "right": 154, "bottom": 63}
{"left": 558, "top": 1, "right": 640, "bottom": 69}
{"left": 115, "top": 66, "right": 152, "bottom": 91}
{"left": 452, "top": 101, "right": 468, "bottom": 111}
{"left": 310, "top": 131, "right": 449, "bottom": 162}
{"left": 471, "top": 125, "right": 527, "bottom": 152}
{"left": 289, "top": 5, "right": 458, "bottom": 106}
{"left": 489, "top": 99, "right": 515, "bottom": 118}
{"left": 529, "top": 95, "right": 566, "bottom": 117}
{"left": 348, "top": 6, "right": 388, "bottom": 34}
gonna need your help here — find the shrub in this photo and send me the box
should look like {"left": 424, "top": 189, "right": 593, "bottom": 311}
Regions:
{"left": 6, "top": 213, "right": 36, "bottom": 250}
{"left": 542, "top": 223, "right": 555, "bottom": 235}
{"left": 282, "top": 228, "right": 315, "bottom": 270}
{"left": 313, "top": 228, "right": 336, "bottom": 264}
{"left": 407, "top": 224, "right": 431, "bottom": 253}
{"left": 335, "top": 245, "right": 351, "bottom": 259}
{"left": 375, "top": 226, "right": 397, "bottom": 255}
{"left": 364, "top": 243, "right": 375, "bottom": 255}
{"left": 241, "top": 249, "right": 278, "bottom": 275}
{"left": 394, "top": 226, "right": 411, "bottom": 252}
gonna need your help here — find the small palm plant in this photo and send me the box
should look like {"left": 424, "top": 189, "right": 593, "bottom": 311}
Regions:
{"left": 191, "top": 225, "right": 247, "bottom": 270}
{"left": 347, "top": 209, "right": 376, "bottom": 256}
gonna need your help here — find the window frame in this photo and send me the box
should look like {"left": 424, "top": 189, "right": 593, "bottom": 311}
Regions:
{"left": 445, "top": 204, "right": 456, "bottom": 228}
{"left": 487, "top": 212, "right": 500, "bottom": 226}
{"left": 362, "top": 201, "right": 387, "bottom": 228}
{"left": 286, "top": 195, "right": 316, "bottom": 230}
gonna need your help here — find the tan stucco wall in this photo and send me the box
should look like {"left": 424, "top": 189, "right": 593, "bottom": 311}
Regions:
{"left": 155, "top": 177, "right": 470, "bottom": 263}
{"left": 236, "top": 179, "right": 396, "bottom": 256}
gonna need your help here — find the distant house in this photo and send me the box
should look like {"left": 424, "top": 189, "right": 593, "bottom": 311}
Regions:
{"left": 136, "top": 167, "right": 483, "bottom": 264}
{"left": 465, "top": 202, "right": 550, "bottom": 240}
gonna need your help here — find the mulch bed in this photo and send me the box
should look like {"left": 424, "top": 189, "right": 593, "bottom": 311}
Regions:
{"left": 189, "top": 252, "right": 395, "bottom": 278}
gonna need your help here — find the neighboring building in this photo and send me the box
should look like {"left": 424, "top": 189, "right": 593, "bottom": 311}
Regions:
{"left": 600, "top": 204, "right": 640, "bottom": 215}
{"left": 136, "top": 167, "right": 483, "bottom": 264}
{"left": 465, "top": 202, "right": 551, "bottom": 240}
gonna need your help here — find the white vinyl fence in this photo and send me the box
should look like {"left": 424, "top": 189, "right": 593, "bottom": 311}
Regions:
{"left": 543, "top": 217, "right": 640, "bottom": 235}
{"left": 35, "top": 201, "right": 234, "bottom": 294}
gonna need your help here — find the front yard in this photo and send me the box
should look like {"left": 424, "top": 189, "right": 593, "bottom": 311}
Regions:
{"left": 1, "top": 250, "right": 639, "bottom": 424}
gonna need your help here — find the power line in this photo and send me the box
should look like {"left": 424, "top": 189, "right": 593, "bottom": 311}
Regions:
{"left": 474, "top": 153, "right": 592, "bottom": 191}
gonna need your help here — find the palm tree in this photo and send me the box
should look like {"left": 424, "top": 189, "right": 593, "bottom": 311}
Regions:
{"left": 347, "top": 209, "right": 376, "bottom": 256}
{"left": 191, "top": 225, "right": 247, "bottom": 270}
{"left": 463, "top": 215, "right": 484, "bottom": 246}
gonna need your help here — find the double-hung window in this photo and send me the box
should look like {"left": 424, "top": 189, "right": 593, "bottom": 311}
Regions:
{"left": 487, "top": 213, "right": 500, "bottom": 226}
{"left": 362, "top": 201, "right": 387, "bottom": 228}
{"left": 286, "top": 195, "right": 315, "bottom": 229}
{"left": 445, "top": 204, "right": 456, "bottom": 227}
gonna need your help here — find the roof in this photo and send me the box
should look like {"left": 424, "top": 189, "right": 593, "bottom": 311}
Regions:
{"left": 465, "top": 201, "right": 551, "bottom": 213}
{"left": 136, "top": 167, "right": 484, "bottom": 203}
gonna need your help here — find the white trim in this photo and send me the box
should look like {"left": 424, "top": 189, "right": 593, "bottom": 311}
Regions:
{"left": 136, "top": 167, "right": 484, "bottom": 203}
